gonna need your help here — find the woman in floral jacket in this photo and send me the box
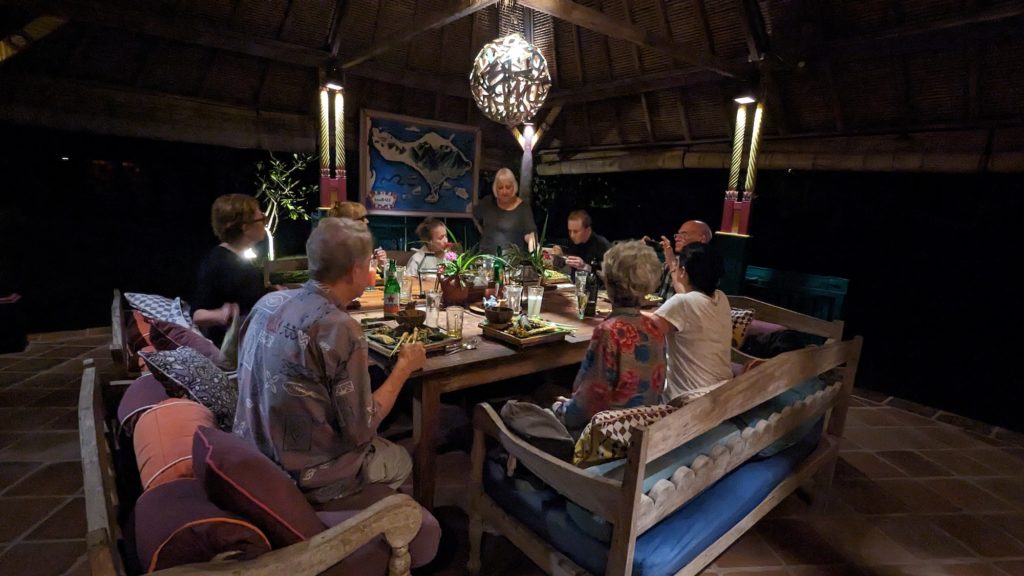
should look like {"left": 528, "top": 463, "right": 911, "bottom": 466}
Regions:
{"left": 552, "top": 240, "right": 667, "bottom": 431}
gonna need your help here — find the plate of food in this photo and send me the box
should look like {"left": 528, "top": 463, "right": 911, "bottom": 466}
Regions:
{"left": 364, "top": 324, "right": 459, "bottom": 356}
{"left": 480, "top": 315, "right": 573, "bottom": 348}
{"left": 542, "top": 269, "right": 571, "bottom": 284}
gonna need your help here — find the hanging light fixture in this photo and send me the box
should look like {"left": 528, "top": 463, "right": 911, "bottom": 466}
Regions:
{"left": 469, "top": 32, "right": 551, "bottom": 126}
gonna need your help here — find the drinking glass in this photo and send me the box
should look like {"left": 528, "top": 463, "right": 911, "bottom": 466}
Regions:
{"left": 574, "top": 275, "right": 589, "bottom": 320}
{"left": 445, "top": 306, "right": 465, "bottom": 338}
{"left": 479, "top": 257, "right": 494, "bottom": 284}
{"left": 526, "top": 286, "right": 544, "bottom": 318}
{"left": 425, "top": 291, "right": 442, "bottom": 328}
{"left": 505, "top": 284, "right": 524, "bottom": 314}
{"left": 399, "top": 276, "right": 413, "bottom": 303}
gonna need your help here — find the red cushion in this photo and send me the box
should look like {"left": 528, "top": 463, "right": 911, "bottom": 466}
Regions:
{"left": 134, "top": 399, "right": 214, "bottom": 491}
{"left": 134, "top": 478, "right": 270, "bottom": 572}
{"left": 116, "top": 374, "right": 170, "bottom": 437}
{"left": 192, "top": 426, "right": 326, "bottom": 548}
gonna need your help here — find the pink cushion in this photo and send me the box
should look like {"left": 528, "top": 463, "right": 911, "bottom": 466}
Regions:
{"left": 116, "top": 374, "right": 170, "bottom": 437}
{"left": 135, "top": 478, "right": 270, "bottom": 572}
{"left": 746, "top": 319, "right": 786, "bottom": 339}
{"left": 192, "top": 426, "right": 327, "bottom": 548}
{"left": 134, "top": 399, "right": 215, "bottom": 491}
{"left": 316, "top": 506, "right": 441, "bottom": 575}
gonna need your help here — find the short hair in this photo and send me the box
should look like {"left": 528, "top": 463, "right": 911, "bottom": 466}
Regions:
{"left": 327, "top": 201, "right": 367, "bottom": 221}
{"left": 678, "top": 242, "right": 724, "bottom": 297}
{"left": 307, "top": 217, "right": 374, "bottom": 283}
{"left": 568, "top": 209, "right": 591, "bottom": 229}
{"left": 492, "top": 167, "right": 518, "bottom": 196}
{"left": 602, "top": 240, "right": 662, "bottom": 307}
{"left": 416, "top": 217, "right": 446, "bottom": 242}
{"left": 211, "top": 194, "right": 261, "bottom": 243}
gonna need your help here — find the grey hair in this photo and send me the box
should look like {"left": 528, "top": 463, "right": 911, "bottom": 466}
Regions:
{"left": 602, "top": 240, "right": 662, "bottom": 307}
{"left": 307, "top": 217, "right": 373, "bottom": 283}
{"left": 493, "top": 167, "right": 518, "bottom": 195}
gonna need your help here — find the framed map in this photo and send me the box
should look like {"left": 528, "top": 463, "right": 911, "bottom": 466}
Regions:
{"left": 360, "top": 109, "right": 481, "bottom": 217}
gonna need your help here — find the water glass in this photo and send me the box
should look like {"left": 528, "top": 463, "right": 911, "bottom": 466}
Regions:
{"left": 425, "top": 291, "right": 442, "bottom": 328}
{"left": 399, "top": 276, "right": 413, "bottom": 303}
{"left": 445, "top": 306, "right": 465, "bottom": 338}
{"left": 526, "top": 286, "right": 544, "bottom": 318}
{"left": 505, "top": 284, "right": 524, "bottom": 313}
{"left": 574, "top": 275, "right": 589, "bottom": 320}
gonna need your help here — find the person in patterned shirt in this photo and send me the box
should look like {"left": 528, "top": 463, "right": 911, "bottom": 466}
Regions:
{"left": 552, "top": 240, "right": 667, "bottom": 431}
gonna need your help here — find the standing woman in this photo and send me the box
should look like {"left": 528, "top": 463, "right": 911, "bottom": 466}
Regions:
{"left": 472, "top": 167, "right": 537, "bottom": 254}
{"left": 192, "top": 194, "right": 268, "bottom": 345}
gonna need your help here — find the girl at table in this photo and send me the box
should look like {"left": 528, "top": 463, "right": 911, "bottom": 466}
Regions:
{"left": 551, "top": 240, "right": 667, "bottom": 431}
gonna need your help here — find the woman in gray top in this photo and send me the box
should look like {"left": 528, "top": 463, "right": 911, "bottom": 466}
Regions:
{"left": 472, "top": 167, "right": 537, "bottom": 254}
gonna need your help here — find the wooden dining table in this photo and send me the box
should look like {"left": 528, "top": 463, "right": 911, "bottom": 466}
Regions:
{"left": 349, "top": 284, "right": 603, "bottom": 509}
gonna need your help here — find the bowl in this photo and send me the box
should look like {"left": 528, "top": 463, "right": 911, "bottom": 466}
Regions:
{"left": 485, "top": 306, "right": 514, "bottom": 326}
{"left": 395, "top": 308, "right": 426, "bottom": 330}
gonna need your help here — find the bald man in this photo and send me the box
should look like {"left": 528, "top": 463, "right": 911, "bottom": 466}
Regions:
{"left": 657, "top": 220, "right": 712, "bottom": 297}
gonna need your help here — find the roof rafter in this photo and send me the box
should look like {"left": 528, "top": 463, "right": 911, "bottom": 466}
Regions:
{"left": 517, "top": 0, "right": 745, "bottom": 79}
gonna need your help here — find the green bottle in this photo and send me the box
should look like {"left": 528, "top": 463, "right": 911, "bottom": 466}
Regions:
{"left": 383, "top": 259, "right": 400, "bottom": 319}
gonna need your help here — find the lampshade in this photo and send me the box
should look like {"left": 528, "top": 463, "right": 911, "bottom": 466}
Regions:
{"left": 469, "top": 33, "right": 551, "bottom": 126}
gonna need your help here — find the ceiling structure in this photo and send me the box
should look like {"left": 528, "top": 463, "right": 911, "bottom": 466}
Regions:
{"left": 0, "top": 0, "right": 1021, "bottom": 173}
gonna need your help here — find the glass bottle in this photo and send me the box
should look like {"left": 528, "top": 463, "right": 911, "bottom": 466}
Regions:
{"left": 585, "top": 258, "right": 599, "bottom": 317}
{"left": 383, "top": 259, "right": 400, "bottom": 319}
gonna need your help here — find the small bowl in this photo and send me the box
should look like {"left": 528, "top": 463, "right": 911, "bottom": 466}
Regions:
{"left": 395, "top": 308, "right": 426, "bottom": 330}
{"left": 485, "top": 306, "right": 514, "bottom": 326}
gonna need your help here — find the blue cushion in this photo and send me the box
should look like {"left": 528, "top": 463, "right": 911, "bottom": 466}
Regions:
{"left": 732, "top": 377, "right": 825, "bottom": 457}
{"left": 484, "top": 421, "right": 822, "bottom": 576}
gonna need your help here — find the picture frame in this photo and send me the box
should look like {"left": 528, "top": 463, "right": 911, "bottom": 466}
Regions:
{"left": 360, "top": 109, "right": 481, "bottom": 218}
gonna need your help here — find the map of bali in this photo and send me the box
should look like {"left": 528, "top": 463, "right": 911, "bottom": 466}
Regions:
{"left": 364, "top": 115, "right": 477, "bottom": 215}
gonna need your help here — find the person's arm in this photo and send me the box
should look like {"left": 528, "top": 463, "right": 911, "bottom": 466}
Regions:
{"left": 521, "top": 202, "right": 538, "bottom": 251}
{"left": 525, "top": 232, "right": 537, "bottom": 252}
{"left": 372, "top": 342, "right": 426, "bottom": 421}
{"left": 193, "top": 302, "right": 236, "bottom": 328}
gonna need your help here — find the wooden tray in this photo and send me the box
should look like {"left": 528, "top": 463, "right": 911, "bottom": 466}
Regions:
{"left": 480, "top": 323, "right": 569, "bottom": 348}
{"left": 365, "top": 326, "right": 460, "bottom": 356}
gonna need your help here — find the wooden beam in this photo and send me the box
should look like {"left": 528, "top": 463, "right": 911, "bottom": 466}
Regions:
{"left": 0, "top": 74, "right": 314, "bottom": 150}
{"left": 692, "top": 0, "right": 716, "bottom": 55}
{"left": 517, "top": 0, "right": 744, "bottom": 78}
{"left": 600, "top": 34, "right": 625, "bottom": 145}
{"left": 640, "top": 93, "right": 655, "bottom": 142}
{"left": 341, "top": 0, "right": 499, "bottom": 69}
{"left": 677, "top": 90, "right": 693, "bottom": 141}
{"left": 0, "top": 15, "right": 66, "bottom": 64}
{"left": 351, "top": 66, "right": 469, "bottom": 98}
{"left": 548, "top": 67, "right": 720, "bottom": 105}
{"left": 821, "top": 60, "right": 844, "bottom": 132}
{"left": 735, "top": 0, "right": 762, "bottom": 62}
{"left": 328, "top": 0, "right": 348, "bottom": 57}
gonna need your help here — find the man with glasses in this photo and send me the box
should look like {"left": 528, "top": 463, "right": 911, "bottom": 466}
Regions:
{"left": 655, "top": 220, "right": 712, "bottom": 298}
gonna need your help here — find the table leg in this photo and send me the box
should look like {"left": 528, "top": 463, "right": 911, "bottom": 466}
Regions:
{"left": 413, "top": 381, "right": 440, "bottom": 509}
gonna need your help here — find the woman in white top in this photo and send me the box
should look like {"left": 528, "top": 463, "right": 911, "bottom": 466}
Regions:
{"left": 406, "top": 217, "right": 448, "bottom": 277}
{"left": 647, "top": 242, "right": 733, "bottom": 404}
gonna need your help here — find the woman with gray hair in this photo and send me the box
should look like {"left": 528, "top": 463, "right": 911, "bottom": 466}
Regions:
{"left": 552, "top": 240, "right": 668, "bottom": 430}
{"left": 472, "top": 167, "right": 537, "bottom": 254}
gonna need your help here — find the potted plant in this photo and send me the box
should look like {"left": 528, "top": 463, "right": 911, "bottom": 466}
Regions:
{"left": 504, "top": 212, "right": 550, "bottom": 286}
{"left": 254, "top": 152, "right": 317, "bottom": 261}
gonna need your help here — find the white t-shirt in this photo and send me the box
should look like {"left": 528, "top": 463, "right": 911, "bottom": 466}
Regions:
{"left": 654, "top": 289, "right": 733, "bottom": 404}
{"left": 405, "top": 247, "right": 439, "bottom": 277}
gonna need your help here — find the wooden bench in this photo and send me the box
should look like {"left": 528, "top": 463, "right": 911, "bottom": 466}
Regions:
{"left": 467, "top": 298, "right": 862, "bottom": 576}
{"left": 78, "top": 360, "right": 426, "bottom": 576}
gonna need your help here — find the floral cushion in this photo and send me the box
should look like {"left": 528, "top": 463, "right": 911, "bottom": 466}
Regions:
{"left": 730, "top": 308, "right": 756, "bottom": 348}
{"left": 573, "top": 405, "right": 677, "bottom": 467}
{"left": 140, "top": 348, "right": 237, "bottom": 430}
{"left": 125, "top": 292, "right": 192, "bottom": 328}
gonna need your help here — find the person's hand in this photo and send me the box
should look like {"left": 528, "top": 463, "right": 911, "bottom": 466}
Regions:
{"left": 659, "top": 235, "right": 674, "bottom": 256}
{"left": 373, "top": 248, "right": 388, "bottom": 267}
{"left": 550, "top": 245, "right": 563, "bottom": 256}
{"left": 272, "top": 284, "right": 287, "bottom": 291}
{"left": 395, "top": 341, "right": 426, "bottom": 374}
{"left": 219, "top": 302, "right": 239, "bottom": 326}
{"left": 565, "top": 255, "right": 586, "bottom": 270}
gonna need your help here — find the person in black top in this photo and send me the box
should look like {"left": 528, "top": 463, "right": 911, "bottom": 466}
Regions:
{"left": 553, "top": 209, "right": 611, "bottom": 279}
{"left": 193, "top": 194, "right": 268, "bottom": 345}
{"left": 472, "top": 167, "right": 537, "bottom": 254}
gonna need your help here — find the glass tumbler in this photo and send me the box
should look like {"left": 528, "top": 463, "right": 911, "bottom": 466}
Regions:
{"left": 425, "top": 291, "right": 442, "bottom": 328}
{"left": 526, "top": 286, "right": 544, "bottom": 318}
{"left": 445, "top": 306, "right": 465, "bottom": 339}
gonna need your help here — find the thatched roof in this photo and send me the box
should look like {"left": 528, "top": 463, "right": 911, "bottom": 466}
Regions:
{"left": 1, "top": 0, "right": 1021, "bottom": 172}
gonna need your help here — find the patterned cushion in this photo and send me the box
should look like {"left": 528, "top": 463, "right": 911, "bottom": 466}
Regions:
{"left": 141, "top": 348, "right": 237, "bottom": 430}
{"left": 730, "top": 308, "right": 756, "bottom": 348}
{"left": 134, "top": 399, "right": 215, "bottom": 490}
{"left": 125, "top": 292, "right": 192, "bottom": 328}
{"left": 573, "top": 405, "right": 677, "bottom": 467}
{"left": 148, "top": 317, "right": 231, "bottom": 370}
{"left": 134, "top": 478, "right": 270, "bottom": 572}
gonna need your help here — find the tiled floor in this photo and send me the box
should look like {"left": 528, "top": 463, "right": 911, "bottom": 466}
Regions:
{"left": 2, "top": 329, "right": 1023, "bottom": 576}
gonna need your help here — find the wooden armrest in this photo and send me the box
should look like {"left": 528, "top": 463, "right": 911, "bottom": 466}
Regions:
{"left": 155, "top": 494, "right": 423, "bottom": 576}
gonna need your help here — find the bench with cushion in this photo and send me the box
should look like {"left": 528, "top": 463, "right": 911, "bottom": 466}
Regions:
{"left": 467, "top": 297, "right": 861, "bottom": 576}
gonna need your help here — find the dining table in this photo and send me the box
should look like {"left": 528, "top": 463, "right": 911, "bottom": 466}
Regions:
{"left": 349, "top": 283, "right": 605, "bottom": 509}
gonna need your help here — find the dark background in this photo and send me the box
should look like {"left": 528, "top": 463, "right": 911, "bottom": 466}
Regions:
{"left": 0, "top": 124, "right": 1018, "bottom": 431}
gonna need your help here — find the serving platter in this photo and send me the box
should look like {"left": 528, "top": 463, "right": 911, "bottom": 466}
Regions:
{"left": 364, "top": 324, "right": 460, "bottom": 356}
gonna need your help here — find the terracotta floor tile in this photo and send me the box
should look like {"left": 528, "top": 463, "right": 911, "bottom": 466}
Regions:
{"left": 0, "top": 432, "right": 27, "bottom": 451}
{"left": 43, "top": 410, "right": 80, "bottom": 432}
{"left": 839, "top": 437, "right": 862, "bottom": 452}
{"left": 840, "top": 453, "right": 907, "bottom": 480}
{"left": 981, "top": 515, "right": 1024, "bottom": 546}
{"left": 0, "top": 462, "right": 41, "bottom": 493}
{"left": 6, "top": 358, "right": 67, "bottom": 372}
{"left": 874, "top": 479, "right": 961, "bottom": 514}
{"left": 35, "top": 347, "right": 93, "bottom": 360}
{"left": 843, "top": 428, "right": 910, "bottom": 451}
{"left": 0, "top": 372, "right": 32, "bottom": 387}
{"left": 919, "top": 450, "right": 1001, "bottom": 477}
{"left": 972, "top": 479, "right": 1024, "bottom": 509}
{"left": 712, "top": 569, "right": 790, "bottom": 576}
{"left": 877, "top": 406, "right": 941, "bottom": 427}
{"left": 0, "top": 389, "right": 52, "bottom": 408}
{"left": 877, "top": 450, "right": 954, "bottom": 478}
{"left": 30, "top": 389, "right": 79, "bottom": 408}
{"left": 921, "top": 426, "right": 995, "bottom": 450}
{"left": 809, "top": 517, "right": 916, "bottom": 565}
{"left": 714, "top": 531, "right": 784, "bottom": 568}
{"left": 922, "top": 479, "right": 1015, "bottom": 512}
{"left": 847, "top": 408, "right": 906, "bottom": 428}
{"left": 11, "top": 372, "right": 81, "bottom": 390}
{"left": 0, "top": 432, "right": 81, "bottom": 462}
{"left": 61, "top": 556, "right": 91, "bottom": 576}
{"left": 932, "top": 515, "right": 1024, "bottom": 558}
{"left": 868, "top": 563, "right": 1010, "bottom": 576}
{"left": 0, "top": 497, "right": 65, "bottom": 542}
{"left": 874, "top": 517, "right": 976, "bottom": 560}
{"left": 962, "top": 450, "right": 1024, "bottom": 477}
{"left": 26, "top": 498, "right": 85, "bottom": 540}
{"left": 786, "top": 564, "right": 866, "bottom": 575}
{"left": 0, "top": 357, "right": 23, "bottom": 369}
{"left": 756, "top": 519, "right": 848, "bottom": 565}
{"left": 830, "top": 480, "right": 909, "bottom": 515}
{"left": 0, "top": 541, "right": 84, "bottom": 576}
{"left": 5, "top": 462, "right": 83, "bottom": 496}
{"left": 993, "top": 561, "right": 1024, "bottom": 575}
{"left": 0, "top": 408, "right": 76, "bottom": 432}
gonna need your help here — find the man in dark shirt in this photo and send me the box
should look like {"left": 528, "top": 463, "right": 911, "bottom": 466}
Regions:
{"left": 554, "top": 209, "right": 611, "bottom": 279}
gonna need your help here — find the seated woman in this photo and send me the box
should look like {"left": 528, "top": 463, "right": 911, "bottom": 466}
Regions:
{"left": 405, "top": 217, "right": 447, "bottom": 277}
{"left": 648, "top": 242, "right": 732, "bottom": 405}
{"left": 192, "top": 194, "right": 268, "bottom": 345}
{"left": 552, "top": 240, "right": 667, "bottom": 431}
{"left": 327, "top": 201, "right": 388, "bottom": 271}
